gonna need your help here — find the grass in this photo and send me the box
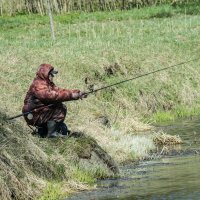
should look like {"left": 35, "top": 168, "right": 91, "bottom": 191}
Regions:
{"left": 2, "top": 5, "right": 200, "bottom": 122}
{"left": 0, "top": 0, "right": 200, "bottom": 16}
{"left": 152, "top": 105, "right": 200, "bottom": 123}
{"left": 0, "top": 112, "right": 115, "bottom": 200}
{"left": 38, "top": 183, "right": 64, "bottom": 200}
{"left": 1, "top": 4, "right": 200, "bottom": 199}
{"left": 153, "top": 131, "right": 183, "bottom": 145}
{"left": 72, "top": 165, "right": 109, "bottom": 184}
{"left": 73, "top": 167, "right": 97, "bottom": 184}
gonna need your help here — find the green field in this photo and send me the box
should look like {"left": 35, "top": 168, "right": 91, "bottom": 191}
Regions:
{"left": 1, "top": 4, "right": 200, "bottom": 200}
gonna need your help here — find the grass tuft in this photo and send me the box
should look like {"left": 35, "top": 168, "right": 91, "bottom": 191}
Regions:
{"left": 38, "top": 183, "right": 64, "bottom": 200}
{"left": 153, "top": 131, "right": 183, "bottom": 145}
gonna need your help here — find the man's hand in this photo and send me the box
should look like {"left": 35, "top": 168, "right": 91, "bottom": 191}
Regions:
{"left": 79, "top": 91, "right": 88, "bottom": 100}
{"left": 72, "top": 91, "right": 87, "bottom": 100}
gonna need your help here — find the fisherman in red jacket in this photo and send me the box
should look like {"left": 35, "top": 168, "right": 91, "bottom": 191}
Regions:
{"left": 22, "top": 64, "right": 87, "bottom": 138}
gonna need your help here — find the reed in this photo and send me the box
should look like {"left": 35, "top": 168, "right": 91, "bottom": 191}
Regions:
{"left": 0, "top": 0, "right": 189, "bottom": 16}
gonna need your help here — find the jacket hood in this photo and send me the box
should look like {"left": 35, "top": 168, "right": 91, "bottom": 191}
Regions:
{"left": 36, "top": 64, "right": 54, "bottom": 80}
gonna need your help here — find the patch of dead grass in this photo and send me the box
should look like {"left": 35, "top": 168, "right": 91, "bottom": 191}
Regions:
{"left": 153, "top": 131, "right": 183, "bottom": 145}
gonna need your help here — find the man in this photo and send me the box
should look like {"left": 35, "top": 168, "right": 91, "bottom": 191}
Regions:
{"left": 22, "top": 63, "right": 87, "bottom": 138}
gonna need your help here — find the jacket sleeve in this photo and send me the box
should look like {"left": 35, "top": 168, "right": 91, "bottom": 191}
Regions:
{"left": 33, "top": 81, "right": 80, "bottom": 103}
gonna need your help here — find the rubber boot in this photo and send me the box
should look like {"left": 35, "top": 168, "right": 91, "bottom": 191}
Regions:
{"left": 57, "top": 122, "right": 71, "bottom": 136}
{"left": 37, "top": 124, "right": 48, "bottom": 138}
{"left": 47, "top": 120, "right": 58, "bottom": 138}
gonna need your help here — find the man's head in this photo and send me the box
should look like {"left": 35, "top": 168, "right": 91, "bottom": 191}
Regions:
{"left": 49, "top": 69, "right": 58, "bottom": 82}
{"left": 36, "top": 64, "right": 58, "bottom": 81}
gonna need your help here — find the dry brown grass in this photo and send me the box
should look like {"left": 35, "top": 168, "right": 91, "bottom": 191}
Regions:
{"left": 0, "top": 112, "right": 92, "bottom": 200}
{"left": 153, "top": 131, "right": 183, "bottom": 145}
{"left": 0, "top": 109, "right": 121, "bottom": 199}
{"left": 75, "top": 106, "right": 155, "bottom": 163}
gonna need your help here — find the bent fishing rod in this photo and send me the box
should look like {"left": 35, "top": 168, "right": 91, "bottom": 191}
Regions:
{"left": 7, "top": 57, "right": 200, "bottom": 121}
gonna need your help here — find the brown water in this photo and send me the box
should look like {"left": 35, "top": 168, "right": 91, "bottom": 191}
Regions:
{"left": 67, "top": 118, "right": 200, "bottom": 200}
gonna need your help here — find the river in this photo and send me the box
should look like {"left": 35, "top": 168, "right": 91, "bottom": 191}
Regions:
{"left": 66, "top": 117, "right": 200, "bottom": 200}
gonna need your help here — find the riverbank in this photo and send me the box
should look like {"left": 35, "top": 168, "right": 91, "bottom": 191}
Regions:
{"left": 0, "top": 112, "right": 119, "bottom": 200}
{"left": 66, "top": 116, "right": 200, "bottom": 200}
{"left": 0, "top": 111, "right": 182, "bottom": 200}
{"left": 0, "top": 4, "right": 200, "bottom": 199}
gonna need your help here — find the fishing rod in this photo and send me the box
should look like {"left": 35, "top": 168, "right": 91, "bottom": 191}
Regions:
{"left": 85, "top": 57, "right": 200, "bottom": 95}
{"left": 7, "top": 58, "right": 199, "bottom": 120}
{"left": 7, "top": 104, "right": 54, "bottom": 120}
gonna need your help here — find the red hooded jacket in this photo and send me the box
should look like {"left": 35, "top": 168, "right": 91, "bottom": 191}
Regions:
{"left": 22, "top": 64, "right": 80, "bottom": 126}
